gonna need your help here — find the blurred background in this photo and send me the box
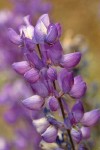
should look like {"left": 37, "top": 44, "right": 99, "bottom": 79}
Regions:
{"left": 0, "top": 0, "right": 100, "bottom": 149}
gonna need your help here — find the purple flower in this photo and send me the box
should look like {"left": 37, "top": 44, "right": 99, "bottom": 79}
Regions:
{"left": 48, "top": 96, "right": 59, "bottom": 111}
{"left": 45, "top": 23, "right": 58, "bottom": 44}
{"left": 71, "top": 128, "right": 82, "bottom": 143}
{"left": 8, "top": 28, "right": 22, "bottom": 45}
{"left": 60, "top": 52, "right": 81, "bottom": 69}
{"left": 34, "top": 14, "right": 61, "bottom": 44}
{"left": 22, "top": 95, "right": 45, "bottom": 110}
{"left": 70, "top": 100, "right": 84, "bottom": 124}
{"left": 80, "top": 127, "right": 91, "bottom": 139}
{"left": 58, "top": 68, "right": 74, "bottom": 93}
{"left": 69, "top": 75, "right": 87, "bottom": 99}
{"left": 81, "top": 109, "right": 100, "bottom": 126}
{"left": 42, "top": 125, "right": 58, "bottom": 143}
{"left": 24, "top": 68, "right": 40, "bottom": 83}
{"left": 12, "top": 61, "right": 31, "bottom": 75}
{"left": 45, "top": 41, "right": 63, "bottom": 65}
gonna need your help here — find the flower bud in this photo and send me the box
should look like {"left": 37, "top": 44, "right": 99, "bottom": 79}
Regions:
{"left": 47, "top": 67, "right": 57, "bottom": 81}
{"left": 42, "top": 125, "right": 58, "bottom": 143}
{"left": 48, "top": 96, "right": 59, "bottom": 111}
{"left": 33, "top": 117, "right": 50, "bottom": 134}
{"left": 81, "top": 109, "right": 100, "bottom": 127}
{"left": 24, "top": 68, "right": 39, "bottom": 83}
{"left": 12, "top": 61, "right": 30, "bottom": 75}
{"left": 22, "top": 95, "right": 45, "bottom": 110}
{"left": 60, "top": 52, "right": 81, "bottom": 69}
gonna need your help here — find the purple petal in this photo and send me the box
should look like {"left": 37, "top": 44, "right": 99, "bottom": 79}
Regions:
{"left": 42, "top": 125, "right": 58, "bottom": 143}
{"left": 69, "top": 75, "right": 87, "bottom": 99}
{"left": 26, "top": 51, "right": 44, "bottom": 70}
{"left": 45, "top": 41, "right": 63, "bottom": 65}
{"left": 12, "top": 61, "right": 31, "bottom": 75}
{"left": 46, "top": 24, "right": 58, "bottom": 44}
{"left": 31, "top": 80, "right": 49, "bottom": 98}
{"left": 24, "top": 68, "right": 40, "bottom": 83}
{"left": 58, "top": 68, "right": 74, "bottom": 93}
{"left": 8, "top": 28, "right": 22, "bottom": 45}
{"left": 48, "top": 96, "right": 59, "bottom": 111}
{"left": 81, "top": 109, "right": 100, "bottom": 126}
{"left": 55, "top": 23, "right": 62, "bottom": 38}
{"left": 22, "top": 95, "right": 45, "bottom": 110}
{"left": 71, "top": 100, "right": 84, "bottom": 123}
{"left": 60, "top": 52, "right": 81, "bottom": 69}
{"left": 81, "top": 127, "right": 91, "bottom": 139}
{"left": 71, "top": 128, "right": 82, "bottom": 143}
{"left": 47, "top": 67, "right": 57, "bottom": 81}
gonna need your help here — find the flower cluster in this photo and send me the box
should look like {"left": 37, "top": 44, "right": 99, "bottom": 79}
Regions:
{"left": 9, "top": 14, "right": 100, "bottom": 150}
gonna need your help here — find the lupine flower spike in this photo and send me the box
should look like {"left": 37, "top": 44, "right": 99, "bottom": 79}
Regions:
{"left": 10, "top": 14, "right": 100, "bottom": 150}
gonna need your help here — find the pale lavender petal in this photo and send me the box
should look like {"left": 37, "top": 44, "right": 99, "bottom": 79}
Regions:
{"left": 60, "top": 52, "right": 81, "bottom": 69}
{"left": 24, "top": 68, "right": 40, "bottom": 83}
{"left": 71, "top": 128, "right": 82, "bottom": 143}
{"left": 12, "top": 61, "right": 31, "bottom": 75}
{"left": 8, "top": 28, "right": 22, "bottom": 45}
{"left": 22, "top": 95, "right": 45, "bottom": 110}
{"left": 33, "top": 117, "right": 50, "bottom": 134}
{"left": 48, "top": 96, "right": 59, "bottom": 111}
{"left": 81, "top": 109, "right": 100, "bottom": 126}
{"left": 42, "top": 125, "right": 58, "bottom": 143}
{"left": 81, "top": 127, "right": 91, "bottom": 139}
{"left": 37, "top": 14, "right": 50, "bottom": 28}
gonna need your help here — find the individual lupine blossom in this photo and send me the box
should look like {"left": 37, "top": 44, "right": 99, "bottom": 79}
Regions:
{"left": 10, "top": 14, "right": 100, "bottom": 150}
